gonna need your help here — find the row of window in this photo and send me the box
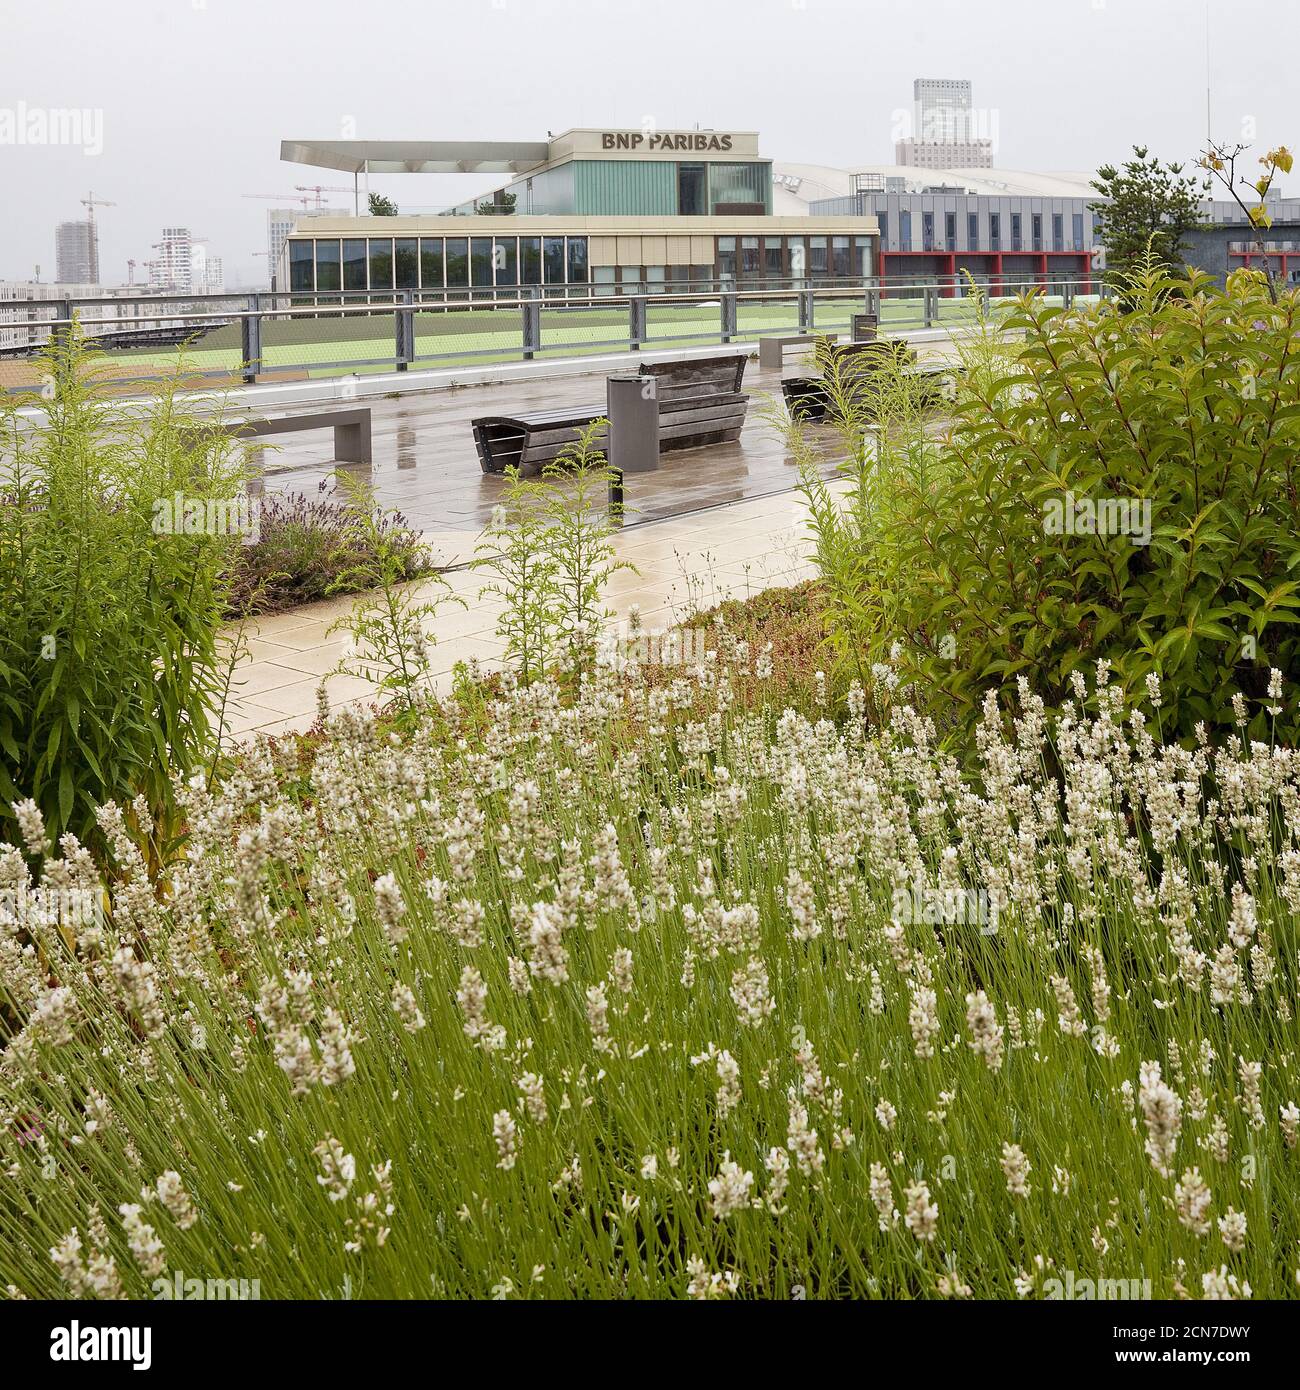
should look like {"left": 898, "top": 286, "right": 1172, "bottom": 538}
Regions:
{"left": 286, "top": 233, "right": 876, "bottom": 295}
{"left": 879, "top": 210, "right": 1088, "bottom": 254}
{"left": 288, "top": 236, "right": 590, "bottom": 293}
{"left": 718, "top": 234, "right": 873, "bottom": 281}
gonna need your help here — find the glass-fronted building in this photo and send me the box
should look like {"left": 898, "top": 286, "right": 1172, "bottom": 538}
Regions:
{"left": 279, "top": 129, "right": 878, "bottom": 300}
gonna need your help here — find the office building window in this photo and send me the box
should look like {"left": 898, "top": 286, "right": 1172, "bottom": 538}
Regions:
{"left": 289, "top": 240, "right": 314, "bottom": 292}
{"left": 470, "top": 238, "right": 494, "bottom": 296}
{"left": 445, "top": 238, "right": 469, "bottom": 292}
{"left": 494, "top": 238, "right": 517, "bottom": 288}
{"left": 343, "top": 238, "right": 367, "bottom": 291}
{"left": 831, "top": 235, "right": 851, "bottom": 277}
{"left": 419, "top": 238, "right": 443, "bottom": 290}
{"left": 741, "top": 236, "right": 760, "bottom": 275}
{"left": 1010, "top": 213, "right": 1022, "bottom": 251}
{"left": 989, "top": 213, "right": 1000, "bottom": 250}
{"left": 968, "top": 212, "right": 979, "bottom": 246}
{"left": 1072, "top": 212, "right": 1084, "bottom": 251}
{"left": 645, "top": 265, "right": 666, "bottom": 293}
{"left": 945, "top": 212, "right": 956, "bottom": 251}
{"left": 519, "top": 237, "right": 542, "bottom": 285}
{"left": 1052, "top": 214, "right": 1063, "bottom": 252}
{"left": 718, "top": 236, "right": 737, "bottom": 281}
{"left": 808, "top": 235, "right": 828, "bottom": 280}
{"left": 1032, "top": 214, "right": 1043, "bottom": 251}
{"left": 764, "top": 236, "right": 783, "bottom": 278}
{"left": 709, "top": 162, "right": 768, "bottom": 212}
{"left": 678, "top": 162, "right": 706, "bottom": 215}
{"left": 314, "top": 239, "right": 341, "bottom": 292}
{"left": 543, "top": 236, "right": 566, "bottom": 284}
{"left": 566, "top": 236, "right": 588, "bottom": 285}
{"left": 899, "top": 211, "right": 912, "bottom": 250}
{"left": 367, "top": 238, "right": 393, "bottom": 291}
{"left": 854, "top": 236, "right": 872, "bottom": 277}
{"left": 394, "top": 238, "right": 418, "bottom": 290}
{"left": 717, "top": 237, "right": 739, "bottom": 283}
{"left": 922, "top": 212, "right": 934, "bottom": 250}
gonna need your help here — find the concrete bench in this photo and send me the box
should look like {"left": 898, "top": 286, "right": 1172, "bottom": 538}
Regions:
{"left": 181, "top": 406, "right": 372, "bottom": 463}
{"left": 758, "top": 332, "right": 839, "bottom": 370}
{"left": 472, "top": 354, "right": 749, "bottom": 474}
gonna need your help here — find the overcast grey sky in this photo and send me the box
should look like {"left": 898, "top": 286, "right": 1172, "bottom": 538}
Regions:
{"left": 0, "top": 0, "right": 1292, "bottom": 288}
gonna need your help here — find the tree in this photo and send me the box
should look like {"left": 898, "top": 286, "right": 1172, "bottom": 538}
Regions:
{"left": 476, "top": 192, "right": 517, "bottom": 216}
{"left": 1090, "top": 146, "right": 1206, "bottom": 286}
{"left": 1199, "top": 140, "right": 1294, "bottom": 303}
{"left": 368, "top": 191, "right": 398, "bottom": 217}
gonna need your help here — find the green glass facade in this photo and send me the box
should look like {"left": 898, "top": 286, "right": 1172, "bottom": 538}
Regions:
{"left": 448, "top": 158, "right": 773, "bottom": 217}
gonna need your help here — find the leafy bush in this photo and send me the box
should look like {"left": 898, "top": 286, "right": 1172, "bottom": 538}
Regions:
{"left": 794, "top": 263, "right": 1300, "bottom": 745}
{"left": 0, "top": 332, "right": 243, "bottom": 856}
{"left": 226, "top": 480, "right": 431, "bottom": 617}
{"left": 474, "top": 421, "right": 630, "bottom": 684}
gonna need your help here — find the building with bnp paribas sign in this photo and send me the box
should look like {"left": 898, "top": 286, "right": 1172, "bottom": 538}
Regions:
{"left": 278, "top": 128, "right": 878, "bottom": 300}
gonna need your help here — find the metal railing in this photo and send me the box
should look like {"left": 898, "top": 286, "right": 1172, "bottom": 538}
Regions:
{"left": 2, "top": 275, "right": 1105, "bottom": 395}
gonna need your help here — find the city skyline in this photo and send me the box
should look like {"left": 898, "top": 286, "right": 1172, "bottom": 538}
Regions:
{"left": 1, "top": 0, "right": 1291, "bottom": 289}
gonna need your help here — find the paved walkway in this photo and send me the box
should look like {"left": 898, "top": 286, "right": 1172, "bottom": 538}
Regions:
{"left": 221, "top": 487, "right": 819, "bottom": 740}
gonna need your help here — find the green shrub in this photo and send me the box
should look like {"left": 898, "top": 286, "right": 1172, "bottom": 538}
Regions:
{"left": 796, "top": 263, "right": 1300, "bottom": 745}
{"left": 0, "top": 332, "right": 244, "bottom": 858}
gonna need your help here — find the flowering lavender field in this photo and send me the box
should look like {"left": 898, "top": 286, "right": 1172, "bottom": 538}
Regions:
{"left": 2, "top": 637, "right": 1296, "bottom": 1299}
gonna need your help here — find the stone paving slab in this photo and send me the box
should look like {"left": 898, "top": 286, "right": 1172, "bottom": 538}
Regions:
{"left": 220, "top": 488, "right": 820, "bottom": 741}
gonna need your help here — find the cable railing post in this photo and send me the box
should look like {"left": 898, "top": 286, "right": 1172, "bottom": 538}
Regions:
{"left": 629, "top": 294, "right": 646, "bottom": 352}
{"left": 241, "top": 294, "right": 262, "bottom": 385}
{"left": 395, "top": 290, "right": 414, "bottom": 371}
{"left": 522, "top": 286, "right": 542, "bottom": 360}
{"left": 717, "top": 289, "right": 735, "bottom": 344}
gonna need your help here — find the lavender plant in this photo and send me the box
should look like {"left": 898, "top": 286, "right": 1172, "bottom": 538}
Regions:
{"left": 1, "top": 644, "right": 1297, "bottom": 1300}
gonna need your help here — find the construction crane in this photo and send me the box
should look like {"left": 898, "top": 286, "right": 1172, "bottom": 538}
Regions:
{"left": 81, "top": 190, "right": 115, "bottom": 222}
{"left": 294, "top": 184, "right": 347, "bottom": 206}
{"left": 242, "top": 193, "right": 315, "bottom": 210}
{"left": 80, "top": 191, "right": 115, "bottom": 283}
{"left": 297, "top": 179, "right": 366, "bottom": 215}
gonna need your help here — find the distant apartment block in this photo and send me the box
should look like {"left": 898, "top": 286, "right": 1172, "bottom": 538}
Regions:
{"left": 190, "top": 243, "right": 225, "bottom": 294}
{"left": 55, "top": 219, "right": 99, "bottom": 284}
{"left": 895, "top": 77, "right": 994, "bottom": 170}
{"left": 149, "top": 227, "right": 194, "bottom": 292}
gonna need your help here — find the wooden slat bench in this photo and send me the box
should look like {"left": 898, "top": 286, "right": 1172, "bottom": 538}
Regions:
{"left": 180, "top": 406, "right": 372, "bottom": 462}
{"left": 472, "top": 354, "right": 750, "bottom": 474}
{"left": 780, "top": 339, "right": 958, "bottom": 423}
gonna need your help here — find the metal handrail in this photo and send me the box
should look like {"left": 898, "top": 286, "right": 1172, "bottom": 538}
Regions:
{"left": 3, "top": 276, "right": 1107, "bottom": 393}
{"left": 16, "top": 279, "right": 1103, "bottom": 331}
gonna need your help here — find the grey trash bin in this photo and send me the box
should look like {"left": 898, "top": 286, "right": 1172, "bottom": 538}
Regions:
{"left": 606, "top": 374, "right": 659, "bottom": 474}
